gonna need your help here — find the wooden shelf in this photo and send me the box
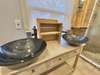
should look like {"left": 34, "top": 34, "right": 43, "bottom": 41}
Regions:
{"left": 37, "top": 18, "right": 62, "bottom": 41}
{"left": 39, "top": 23, "right": 62, "bottom": 25}
{"left": 40, "top": 31, "right": 60, "bottom": 35}
{"left": 71, "top": 26, "right": 88, "bottom": 29}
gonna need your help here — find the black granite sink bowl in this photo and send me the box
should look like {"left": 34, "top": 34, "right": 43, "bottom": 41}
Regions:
{"left": 0, "top": 38, "right": 47, "bottom": 66}
{"left": 62, "top": 34, "right": 88, "bottom": 46}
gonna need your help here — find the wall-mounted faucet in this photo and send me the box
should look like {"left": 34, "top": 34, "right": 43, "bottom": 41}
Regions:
{"left": 32, "top": 26, "right": 37, "bottom": 39}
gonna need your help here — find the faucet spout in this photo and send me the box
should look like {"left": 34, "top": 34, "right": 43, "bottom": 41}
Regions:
{"left": 32, "top": 26, "right": 37, "bottom": 39}
{"left": 26, "top": 26, "right": 37, "bottom": 39}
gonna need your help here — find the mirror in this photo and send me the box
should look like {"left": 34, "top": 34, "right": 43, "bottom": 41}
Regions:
{"left": 19, "top": 0, "right": 74, "bottom": 32}
{"left": 79, "top": 0, "right": 85, "bottom": 9}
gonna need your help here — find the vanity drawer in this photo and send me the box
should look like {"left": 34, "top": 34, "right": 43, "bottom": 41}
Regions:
{"left": 15, "top": 70, "right": 36, "bottom": 75}
{"left": 16, "top": 64, "right": 47, "bottom": 75}
{"left": 46, "top": 56, "right": 65, "bottom": 70}
{"left": 44, "top": 49, "right": 79, "bottom": 71}
{"left": 12, "top": 49, "right": 79, "bottom": 75}
{"left": 15, "top": 68, "right": 38, "bottom": 75}
{"left": 34, "top": 63, "right": 48, "bottom": 74}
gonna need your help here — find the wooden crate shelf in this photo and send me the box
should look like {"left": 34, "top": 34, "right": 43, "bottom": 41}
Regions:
{"left": 37, "top": 18, "right": 62, "bottom": 41}
{"left": 40, "top": 31, "right": 60, "bottom": 35}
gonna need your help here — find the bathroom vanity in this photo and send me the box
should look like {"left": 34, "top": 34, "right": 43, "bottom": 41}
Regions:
{"left": 0, "top": 41, "right": 83, "bottom": 75}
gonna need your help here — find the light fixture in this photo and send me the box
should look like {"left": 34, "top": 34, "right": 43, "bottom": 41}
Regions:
{"left": 79, "top": 0, "right": 85, "bottom": 8}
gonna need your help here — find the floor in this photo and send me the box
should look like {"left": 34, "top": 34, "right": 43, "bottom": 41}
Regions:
{"left": 82, "top": 50, "right": 100, "bottom": 65}
{"left": 45, "top": 57, "right": 100, "bottom": 75}
{"left": 40, "top": 41, "right": 100, "bottom": 75}
{"left": 69, "top": 58, "right": 100, "bottom": 75}
{"left": 44, "top": 41, "right": 100, "bottom": 75}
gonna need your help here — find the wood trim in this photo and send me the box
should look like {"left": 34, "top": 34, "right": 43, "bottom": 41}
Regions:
{"left": 71, "top": 27, "right": 88, "bottom": 29}
{"left": 84, "top": 0, "right": 98, "bottom": 37}
{"left": 37, "top": 18, "right": 58, "bottom": 23}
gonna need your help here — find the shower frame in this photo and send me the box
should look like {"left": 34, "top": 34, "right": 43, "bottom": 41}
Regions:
{"left": 80, "top": 0, "right": 100, "bottom": 69}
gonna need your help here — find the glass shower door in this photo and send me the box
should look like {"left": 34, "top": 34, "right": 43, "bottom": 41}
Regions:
{"left": 82, "top": 4, "right": 100, "bottom": 68}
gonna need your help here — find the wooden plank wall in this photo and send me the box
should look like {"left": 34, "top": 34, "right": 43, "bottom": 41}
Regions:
{"left": 71, "top": 0, "right": 95, "bottom": 28}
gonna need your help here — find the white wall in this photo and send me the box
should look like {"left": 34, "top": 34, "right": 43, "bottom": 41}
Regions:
{"left": 0, "top": 0, "right": 26, "bottom": 45}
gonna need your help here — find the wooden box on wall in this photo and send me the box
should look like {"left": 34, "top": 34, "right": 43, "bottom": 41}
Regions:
{"left": 37, "top": 18, "right": 62, "bottom": 41}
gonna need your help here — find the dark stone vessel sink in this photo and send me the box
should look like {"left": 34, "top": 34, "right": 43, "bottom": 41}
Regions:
{"left": 62, "top": 34, "right": 88, "bottom": 46}
{"left": 0, "top": 38, "right": 47, "bottom": 66}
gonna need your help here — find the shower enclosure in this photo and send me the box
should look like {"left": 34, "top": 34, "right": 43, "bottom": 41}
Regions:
{"left": 82, "top": 1, "right": 100, "bottom": 68}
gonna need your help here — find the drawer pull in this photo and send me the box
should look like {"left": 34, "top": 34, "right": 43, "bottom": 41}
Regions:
{"left": 32, "top": 69, "right": 35, "bottom": 73}
{"left": 59, "top": 58, "right": 62, "bottom": 61}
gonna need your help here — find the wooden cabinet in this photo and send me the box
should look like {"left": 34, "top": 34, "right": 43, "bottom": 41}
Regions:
{"left": 71, "top": 0, "right": 95, "bottom": 28}
{"left": 5, "top": 41, "right": 83, "bottom": 75}
{"left": 13, "top": 49, "right": 78, "bottom": 75}
{"left": 37, "top": 19, "right": 62, "bottom": 41}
